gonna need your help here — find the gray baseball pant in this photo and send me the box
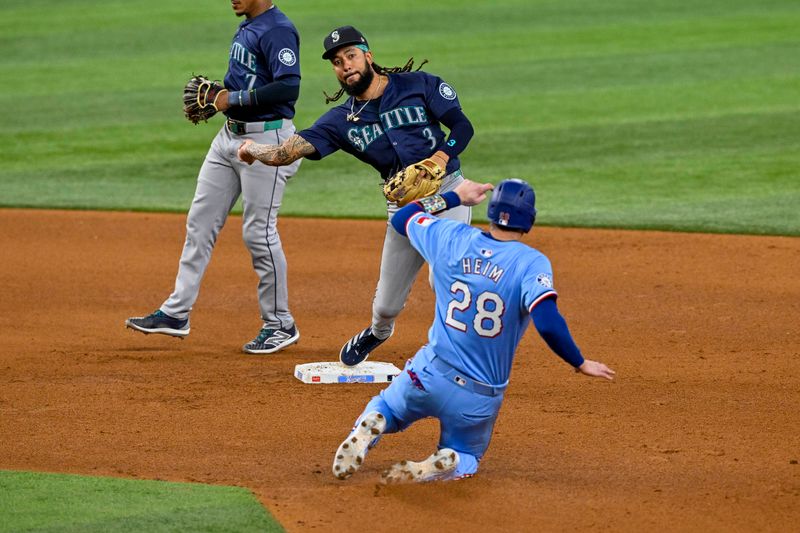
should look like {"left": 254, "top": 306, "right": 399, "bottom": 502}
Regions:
{"left": 370, "top": 171, "right": 471, "bottom": 339}
{"left": 161, "top": 120, "right": 301, "bottom": 330}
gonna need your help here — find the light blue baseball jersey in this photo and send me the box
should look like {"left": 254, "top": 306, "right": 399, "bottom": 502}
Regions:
{"left": 405, "top": 213, "right": 557, "bottom": 386}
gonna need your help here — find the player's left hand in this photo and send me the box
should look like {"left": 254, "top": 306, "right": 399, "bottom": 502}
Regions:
{"left": 213, "top": 90, "right": 230, "bottom": 112}
{"left": 238, "top": 140, "right": 256, "bottom": 165}
{"left": 427, "top": 151, "right": 449, "bottom": 172}
{"left": 578, "top": 359, "right": 616, "bottom": 381}
{"left": 454, "top": 179, "right": 494, "bottom": 206}
{"left": 183, "top": 74, "right": 228, "bottom": 125}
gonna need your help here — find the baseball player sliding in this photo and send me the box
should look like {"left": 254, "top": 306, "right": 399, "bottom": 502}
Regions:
{"left": 331, "top": 179, "right": 615, "bottom": 482}
{"left": 238, "top": 25, "right": 476, "bottom": 366}
{"left": 126, "top": 0, "right": 305, "bottom": 354}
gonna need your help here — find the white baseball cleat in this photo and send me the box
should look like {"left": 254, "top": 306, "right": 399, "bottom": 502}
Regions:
{"left": 332, "top": 411, "right": 386, "bottom": 480}
{"left": 381, "top": 448, "right": 460, "bottom": 484}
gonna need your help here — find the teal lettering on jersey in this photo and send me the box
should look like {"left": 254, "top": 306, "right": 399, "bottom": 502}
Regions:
{"left": 346, "top": 106, "right": 428, "bottom": 152}
{"left": 230, "top": 42, "right": 257, "bottom": 72}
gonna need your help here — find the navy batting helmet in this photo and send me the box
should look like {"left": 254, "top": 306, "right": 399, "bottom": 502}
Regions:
{"left": 487, "top": 179, "right": 537, "bottom": 233}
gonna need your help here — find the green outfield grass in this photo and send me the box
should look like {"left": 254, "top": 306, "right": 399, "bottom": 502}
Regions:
{"left": 0, "top": 470, "right": 281, "bottom": 532}
{"left": 0, "top": 0, "right": 798, "bottom": 234}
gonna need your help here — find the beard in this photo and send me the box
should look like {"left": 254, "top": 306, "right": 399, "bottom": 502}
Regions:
{"left": 339, "top": 64, "right": 375, "bottom": 97}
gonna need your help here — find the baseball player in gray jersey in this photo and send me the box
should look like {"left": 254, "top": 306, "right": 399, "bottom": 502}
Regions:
{"left": 237, "top": 26, "right": 476, "bottom": 365}
{"left": 126, "top": 0, "right": 303, "bottom": 354}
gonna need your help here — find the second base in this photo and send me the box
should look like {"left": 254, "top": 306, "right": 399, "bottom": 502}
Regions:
{"left": 294, "top": 361, "right": 402, "bottom": 384}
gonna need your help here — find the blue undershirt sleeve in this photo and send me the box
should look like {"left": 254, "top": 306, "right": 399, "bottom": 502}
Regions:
{"left": 228, "top": 76, "right": 300, "bottom": 108}
{"left": 390, "top": 191, "right": 460, "bottom": 236}
{"left": 530, "top": 297, "right": 585, "bottom": 368}
{"left": 438, "top": 107, "right": 474, "bottom": 159}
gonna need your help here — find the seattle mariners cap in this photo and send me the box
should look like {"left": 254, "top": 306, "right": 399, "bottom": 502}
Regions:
{"left": 322, "top": 26, "right": 369, "bottom": 60}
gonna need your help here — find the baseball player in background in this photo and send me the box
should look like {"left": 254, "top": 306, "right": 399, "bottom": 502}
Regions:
{"left": 126, "top": 0, "right": 304, "bottom": 354}
{"left": 331, "top": 178, "right": 615, "bottom": 482}
{"left": 238, "top": 25, "right": 476, "bottom": 366}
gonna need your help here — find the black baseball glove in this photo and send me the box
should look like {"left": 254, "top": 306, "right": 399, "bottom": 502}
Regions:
{"left": 182, "top": 75, "right": 227, "bottom": 125}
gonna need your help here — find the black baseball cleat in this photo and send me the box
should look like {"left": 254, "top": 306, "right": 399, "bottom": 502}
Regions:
{"left": 243, "top": 324, "right": 299, "bottom": 354}
{"left": 125, "top": 310, "right": 190, "bottom": 338}
{"left": 339, "top": 327, "right": 389, "bottom": 366}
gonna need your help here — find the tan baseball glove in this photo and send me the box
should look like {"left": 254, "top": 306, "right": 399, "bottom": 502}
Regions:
{"left": 182, "top": 75, "right": 227, "bottom": 125}
{"left": 383, "top": 158, "right": 447, "bottom": 207}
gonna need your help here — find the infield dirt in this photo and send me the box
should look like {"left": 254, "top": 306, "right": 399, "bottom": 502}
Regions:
{"left": 1, "top": 209, "right": 798, "bottom": 531}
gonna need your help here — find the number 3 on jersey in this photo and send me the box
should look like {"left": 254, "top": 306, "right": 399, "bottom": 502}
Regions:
{"left": 445, "top": 281, "right": 505, "bottom": 337}
{"left": 422, "top": 127, "right": 437, "bottom": 150}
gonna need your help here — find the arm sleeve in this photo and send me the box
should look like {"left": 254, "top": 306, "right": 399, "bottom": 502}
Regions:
{"left": 530, "top": 297, "right": 585, "bottom": 368}
{"left": 390, "top": 191, "right": 460, "bottom": 236}
{"left": 437, "top": 107, "right": 474, "bottom": 159}
{"left": 228, "top": 77, "right": 300, "bottom": 108}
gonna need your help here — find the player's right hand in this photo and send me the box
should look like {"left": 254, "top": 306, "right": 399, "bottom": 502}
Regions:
{"left": 238, "top": 140, "right": 256, "bottom": 165}
{"left": 578, "top": 360, "right": 616, "bottom": 380}
{"left": 454, "top": 179, "right": 494, "bottom": 206}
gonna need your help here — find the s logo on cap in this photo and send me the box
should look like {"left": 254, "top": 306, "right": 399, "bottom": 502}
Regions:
{"left": 331, "top": 30, "right": 340, "bottom": 42}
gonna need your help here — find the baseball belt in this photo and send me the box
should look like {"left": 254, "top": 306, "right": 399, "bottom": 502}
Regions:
{"left": 430, "top": 355, "right": 507, "bottom": 397}
{"left": 226, "top": 118, "right": 284, "bottom": 135}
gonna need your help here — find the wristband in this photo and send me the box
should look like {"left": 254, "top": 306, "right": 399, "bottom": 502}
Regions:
{"left": 416, "top": 190, "right": 461, "bottom": 214}
{"left": 417, "top": 194, "right": 447, "bottom": 214}
{"left": 441, "top": 190, "right": 460, "bottom": 209}
{"left": 227, "top": 90, "right": 252, "bottom": 107}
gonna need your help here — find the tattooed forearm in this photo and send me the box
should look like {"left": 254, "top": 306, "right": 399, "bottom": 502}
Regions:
{"left": 245, "top": 134, "right": 315, "bottom": 166}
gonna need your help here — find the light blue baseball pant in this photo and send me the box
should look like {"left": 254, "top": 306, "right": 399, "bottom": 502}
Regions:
{"left": 358, "top": 345, "right": 505, "bottom": 478}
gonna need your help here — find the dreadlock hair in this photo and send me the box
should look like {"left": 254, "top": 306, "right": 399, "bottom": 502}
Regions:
{"left": 323, "top": 57, "right": 429, "bottom": 104}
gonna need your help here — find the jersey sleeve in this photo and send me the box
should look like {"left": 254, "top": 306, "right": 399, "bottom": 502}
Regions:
{"left": 259, "top": 26, "right": 301, "bottom": 81}
{"left": 297, "top": 111, "right": 343, "bottom": 160}
{"left": 520, "top": 254, "right": 558, "bottom": 313}
{"left": 424, "top": 73, "right": 462, "bottom": 121}
{"left": 405, "top": 212, "right": 467, "bottom": 266}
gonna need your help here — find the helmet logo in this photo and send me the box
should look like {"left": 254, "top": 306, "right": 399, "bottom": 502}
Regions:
{"left": 498, "top": 212, "right": 510, "bottom": 226}
{"left": 331, "top": 30, "right": 340, "bottom": 42}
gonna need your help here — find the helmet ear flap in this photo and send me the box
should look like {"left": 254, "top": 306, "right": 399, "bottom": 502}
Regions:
{"left": 526, "top": 212, "right": 536, "bottom": 232}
